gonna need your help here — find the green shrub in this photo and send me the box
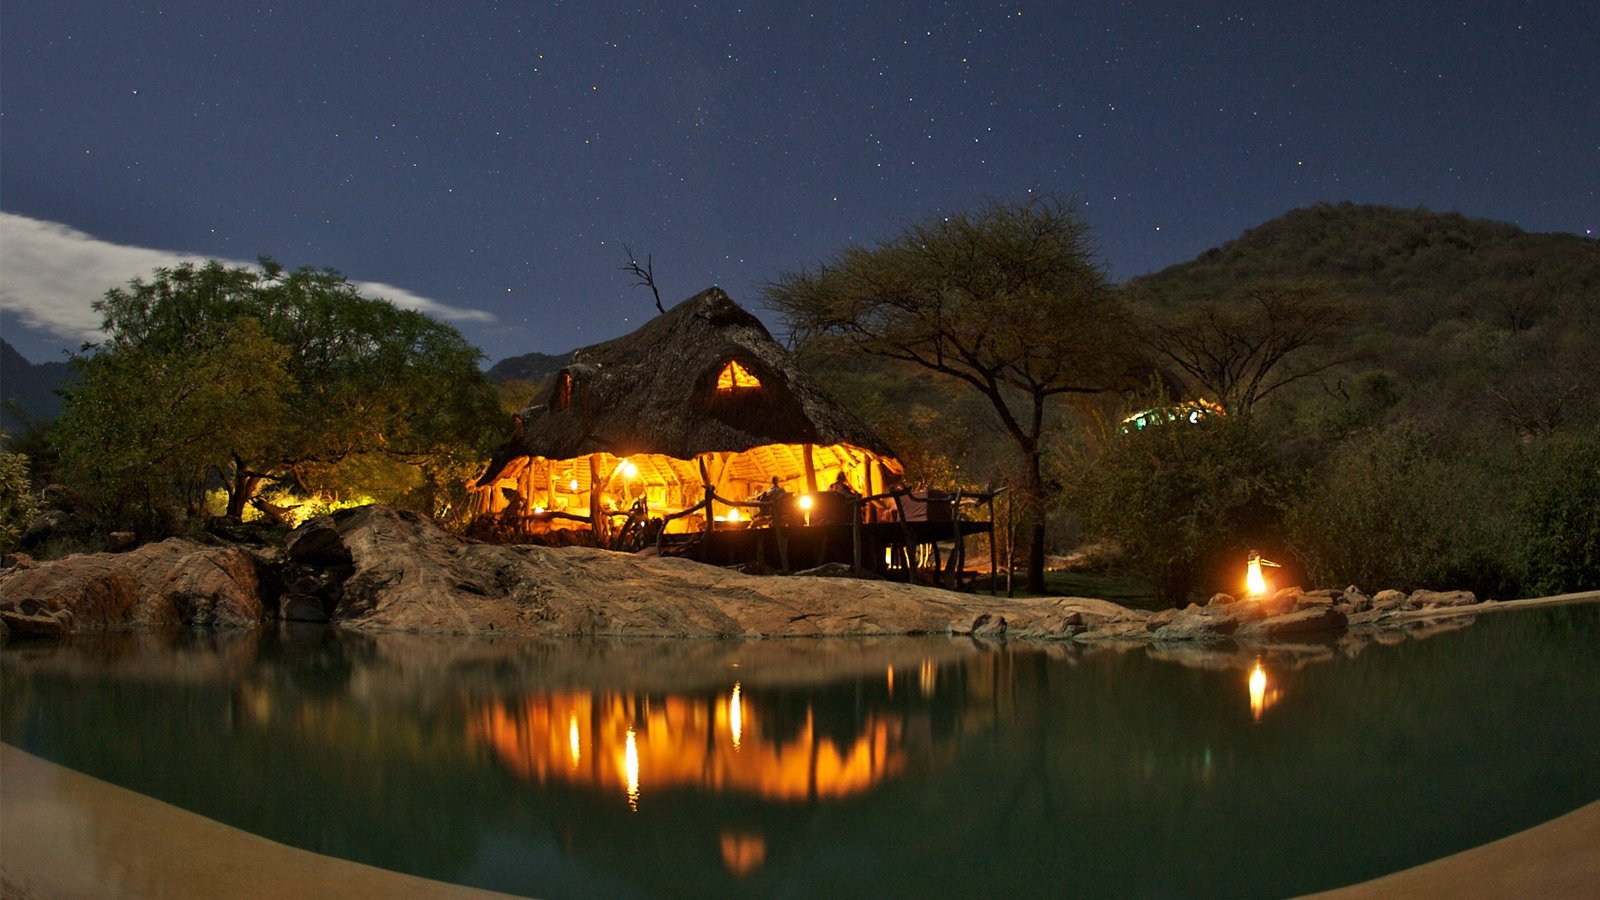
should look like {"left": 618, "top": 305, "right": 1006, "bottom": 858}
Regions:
{"left": 1284, "top": 423, "right": 1516, "bottom": 595}
{"left": 1060, "top": 411, "right": 1289, "bottom": 605}
{"left": 1515, "top": 427, "right": 1600, "bottom": 595}
{"left": 0, "top": 440, "right": 40, "bottom": 552}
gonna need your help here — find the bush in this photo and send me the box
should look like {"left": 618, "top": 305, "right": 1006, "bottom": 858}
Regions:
{"left": 1284, "top": 423, "right": 1517, "bottom": 596}
{"left": 0, "top": 440, "right": 40, "bottom": 552}
{"left": 1060, "top": 411, "right": 1289, "bottom": 605}
{"left": 1514, "top": 426, "right": 1600, "bottom": 595}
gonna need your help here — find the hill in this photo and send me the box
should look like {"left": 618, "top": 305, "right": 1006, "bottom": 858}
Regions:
{"left": 1124, "top": 203, "right": 1600, "bottom": 435}
{"left": 485, "top": 350, "right": 568, "bottom": 386}
{"left": 0, "top": 339, "right": 73, "bottom": 436}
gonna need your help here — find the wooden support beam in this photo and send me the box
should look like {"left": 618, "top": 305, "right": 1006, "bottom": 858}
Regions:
{"left": 803, "top": 443, "right": 819, "bottom": 494}
{"left": 589, "top": 455, "right": 607, "bottom": 546}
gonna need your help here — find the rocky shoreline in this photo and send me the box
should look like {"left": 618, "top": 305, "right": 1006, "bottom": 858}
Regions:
{"left": 0, "top": 504, "right": 1575, "bottom": 645}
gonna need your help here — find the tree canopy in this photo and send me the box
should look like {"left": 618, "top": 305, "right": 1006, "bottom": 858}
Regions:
{"left": 766, "top": 197, "right": 1144, "bottom": 591}
{"left": 52, "top": 259, "right": 498, "bottom": 530}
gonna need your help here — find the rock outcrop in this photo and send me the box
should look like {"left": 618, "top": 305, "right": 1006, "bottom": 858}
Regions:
{"left": 0, "top": 539, "right": 264, "bottom": 636}
{"left": 0, "top": 503, "right": 1512, "bottom": 645}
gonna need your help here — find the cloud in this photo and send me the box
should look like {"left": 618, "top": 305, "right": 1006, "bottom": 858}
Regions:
{"left": 0, "top": 212, "right": 495, "bottom": 344}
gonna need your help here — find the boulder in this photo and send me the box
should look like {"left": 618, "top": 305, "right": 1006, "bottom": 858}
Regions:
{"left": 1296, "top": 589, "right": 1338, "bottom": 608}
{"left": 1410, "top": 589, "right": 1477, "bottom": 608}
{"left": 285, "top": 516, "right": 353, "bottom": 566}
{"left": 1149, "top": 604, "right": 1238, "bottom": 642}
{"left": 1258, "top": 588, "right": 1300, "bottom": 617}
{"left": 0, "top": 539, "right": 265, "bottom": 632}
{"left": 1340, "top": 586, "right": 1372, "bottom": 613}
{"left": 1239, "top": 605, "right": 1348, "bottom": 639}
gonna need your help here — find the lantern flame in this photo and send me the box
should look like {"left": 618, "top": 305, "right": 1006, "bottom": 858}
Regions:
{"left": 1245, "top": 550, "right": 1281, "bottom": 598}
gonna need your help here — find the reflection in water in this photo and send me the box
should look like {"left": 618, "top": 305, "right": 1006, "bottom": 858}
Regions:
{"left": 719, "top": 830, "right": 766, "bottom": 877}
{"left": 472, "top": 688, "right": 908, "bottom": 807}
{"left": 624, "top": 726, "right": 640, "bottom": 812}
{"left": 1247, "top": 659, "right": 1281, "bottom": 721}
{"left": 5, "top": 609, "right": 1600, "bottom": 900}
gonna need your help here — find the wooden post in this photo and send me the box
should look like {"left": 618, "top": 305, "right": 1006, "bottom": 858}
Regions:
{"left": 949, "top": 489, "right": 964, "bottom": 591}
{"left": 589, "top": 455, "right": 607, "bottom": 547}
{"left": 987, "top": 493, "right": 998, "bottom": 596}
{"left": 851, "top": 501, "right": 862, "bottom": 573}
{"left": 774, "top": 509, "right": 790, "bottom": 574}
{"left": 698, "top": 456, "right": 715, "bottom": 537}
{"left": 892, "top": 492, "right": 917, "bottom": 585}
{"left": 802, "top": 443, "right": 819, "bottom": 494}
{"left": 1005, "top": 489, "right": 1015, "bottom": 598}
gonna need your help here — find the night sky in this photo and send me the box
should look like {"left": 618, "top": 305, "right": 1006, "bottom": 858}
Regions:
{"left": 3, "top": 2, "right": 1596, "bottom": 366}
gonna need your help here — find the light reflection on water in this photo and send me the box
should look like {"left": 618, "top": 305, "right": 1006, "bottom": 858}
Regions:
{"left": 3, "top": 604, "right": 1599, "bottom": 899}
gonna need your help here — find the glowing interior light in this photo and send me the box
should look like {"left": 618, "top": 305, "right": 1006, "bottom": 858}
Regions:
{"left": 729, "top": 682, "right": 743, "bottom": 751}
{"left": 625, "top": 726, "right": 640, "bottom": 811}
{"left": 568, "top": 714, "right": 581, "bottom": 766}
{"left": 726, "top": 507, "right": 741, "bottom": 522}
{"left": 797, "top": 494, "right": 814, "bottom": 510}
{"left": 533, "top": 505, "right": 546, "bottom": 514}
{"left": 619, "top": 460, "right": 638, "bottom": 478}
{"left": 568, "top": 479, "right": 580, "bottom": 492}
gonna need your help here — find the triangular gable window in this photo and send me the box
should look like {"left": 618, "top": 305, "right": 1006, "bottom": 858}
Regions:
{"left": 716, "top": 360, "right": 761, "bottom": 393}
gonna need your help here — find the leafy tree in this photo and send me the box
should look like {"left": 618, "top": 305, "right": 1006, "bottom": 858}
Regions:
{"left": 0, "top": 435, "right": 40, "bottom": 552}
{"left": 1133, "top": 282, "right": 1355, "bottom": 414}
{"left": 1058, "top": 405, "right": 1288, "bottom": 605}
{"left": 53, "top": 318, "right": 293, "bottom": 531}
{"left": 54, "top": 259, "right": 498, "bottom": 526}
{"left": 767, "top": 197, "right": 1142, "bottom": 592}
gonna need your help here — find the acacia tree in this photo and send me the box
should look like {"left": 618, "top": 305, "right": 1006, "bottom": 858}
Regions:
{"left": 766, "top": 197, "right": 1142, "bottom": 592}
{"left": 1134, "top": 283, "right": 1353, "bottom": 414}
{"left": 54, "top": 259, "right": 499, "bottom": 526}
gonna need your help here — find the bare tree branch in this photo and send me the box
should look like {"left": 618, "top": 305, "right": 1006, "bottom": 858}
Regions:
{"left": 620, "top": 245, "right": 665, "bottom": 314}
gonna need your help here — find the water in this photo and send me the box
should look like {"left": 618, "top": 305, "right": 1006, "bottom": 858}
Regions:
{"left": 4, "top": 604, "right": 1598, "bottom": 899}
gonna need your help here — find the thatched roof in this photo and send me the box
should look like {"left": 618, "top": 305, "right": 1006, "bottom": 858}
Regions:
{"left": 479, "top": 288, "right": 896, "bottom": 482}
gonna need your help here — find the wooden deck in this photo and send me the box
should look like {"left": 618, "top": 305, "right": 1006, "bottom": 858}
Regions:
{"left": 663, "top": 519, "right": 995, "bottom": 590}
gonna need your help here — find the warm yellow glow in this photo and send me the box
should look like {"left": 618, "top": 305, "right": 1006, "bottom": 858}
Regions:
{"left": 798, "top": 494, "right": 814, "bottom": 510}
{"left": 568, "top": 478, "right": 580, "bottom": 492}
{"left": 919, "top": 659, "right": 937, "bottom": 697}
{"left": 472, "top": 691, "right": 907, "bottom": 802}
{"left": 624, "top": 726, "right": 640, "bottom": 812}
{"left": 1245, "top": 551, "right": 1280, "bottom": 598}
{"left": 568, "top": 714, "right": 581, "bottom": 767}
{"left": 619, "top": 459, "right": 638, "bottom": 479}
{"left": 1246, "top": 556, "right": 1268, "bottom": 597}
{"left": 1247, "top": 660, "right": 1282, "bottom": 721}
{"left": 886, "top": 666, "right": 895, "bottom": 696}
{"left": 720, "top": 831, "right": 767, "bottom": 877}
{"left": 716, "top": 359, "right": 761, "bottom": 392}
{"left": 533, "top": 505, "right": 546, "bottom": 514}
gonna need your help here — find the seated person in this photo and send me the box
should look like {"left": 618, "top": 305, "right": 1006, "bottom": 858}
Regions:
{"left": 752, "top": 476, "right": 787, "bottom": 525}
{"left": 828, "top": 473, "right": 860, "bottom": 498}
